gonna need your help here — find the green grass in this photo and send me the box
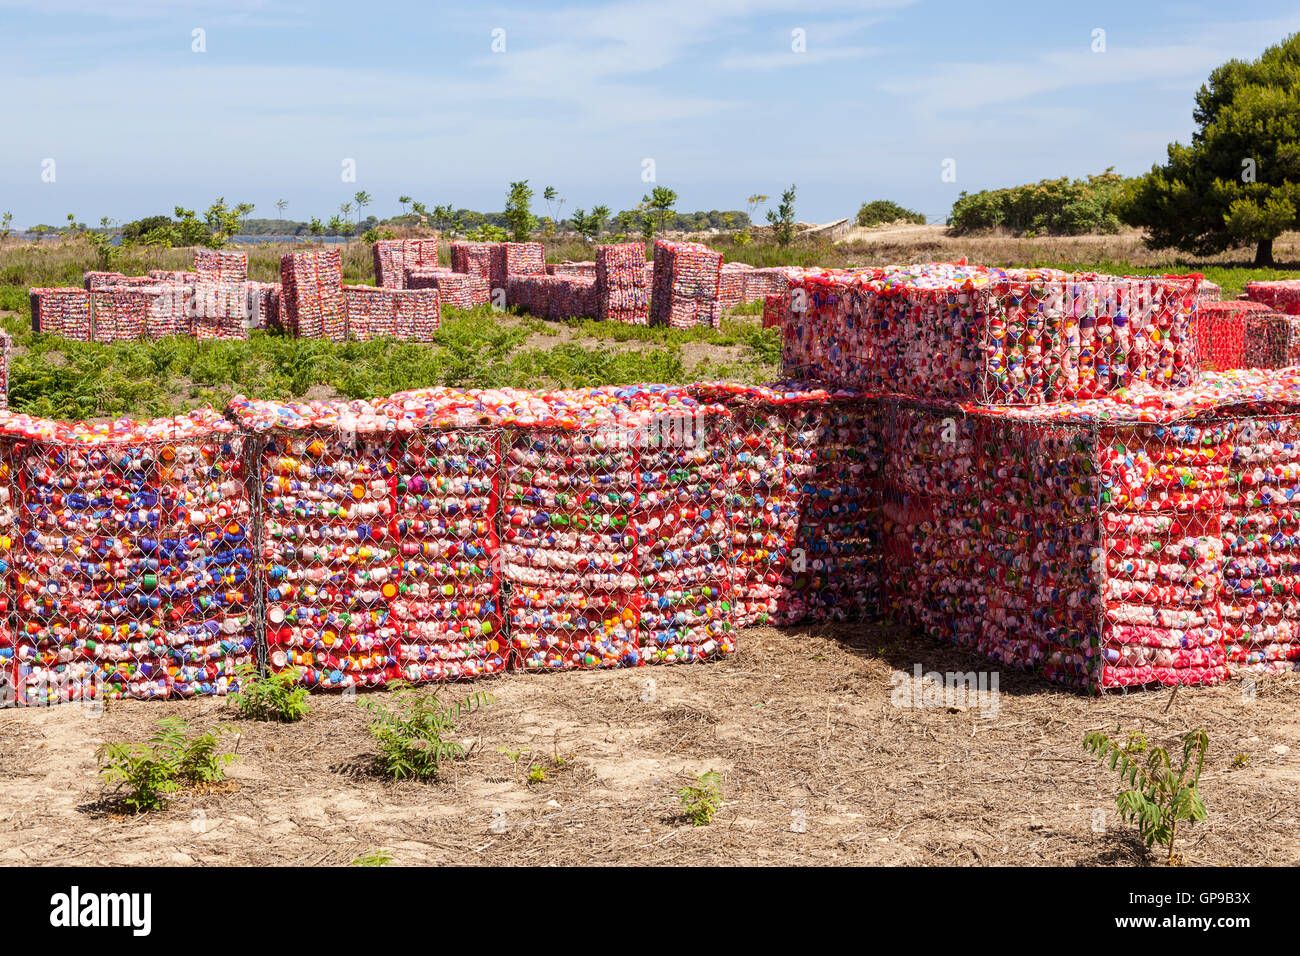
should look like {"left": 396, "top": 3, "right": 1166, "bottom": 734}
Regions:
{"left": 2, "top": 290, "right": 779, "bottom": 418}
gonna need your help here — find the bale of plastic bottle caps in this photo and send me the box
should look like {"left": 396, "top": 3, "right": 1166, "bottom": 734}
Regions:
{"left": 230, "top": 396, "right": 506, "bottom": 689}
{"left": 0, "top": 332, "right": 9, "bottom": 412}
{"left": 1194, "top": 300, "right": 1272, "bottom": 370}
{"left": 782, "top": 264, "right": 1201, "bottom": 404}
{"left": 744, "top": 268, "right": 794, "bottom": 301}
{"left": 1243, "top": 312, "right": 1300, "bottom": 368}
{"left": 280, "top": 249, "right": 346, "bottom": 341}
{"left": 392, "top": 288, "right": 441, "bottom": 342}
{"left": 506, "top": 275, "right": 597, "bottom": 320}
{"left": 763, "top": 293, "right": 785, "bottom": 329}
{"left": 878, "top": 370, "right": 1300, "bottom": 690}
{"left": 372, "top": 239, "right": 441, "bottom": 290}
{"left": 29, "top": 289, "right": 93, "bottom": 339}
{"left": 547, "top": 262, "right": 597, "bottom": 277}
{"left": 1245, "top": 279, "right": 1300, "bottom": 315}
{"left": 194, "top": 250, "right": 248, "bottom": 287}
{"left": 649, "top": 241, "right": 724, "bottom": 329}
{"left": 489, "top": 242, "right": 545, "bottom": 293}
{"left": 1196, "top": 280, "right": 1221, "bottom": 304}
{"left": 342, "top": 286, "right": 398, "bottom": 340}
{"left": 83, "top": 272, "right": 128, "bottom": 291}
{"left": 481, "top": 384, "right": 737, "bottom": 668}
{"left": 449, "top": 242, "right": 495, "bottom": 282}
{"left": 7, "top": 409, "right": 256, "bottom": 705}
{"left": 691, "top": 382, "right": 881, "bottom": 628}
{"left": 245, "top": 282, "right": 280, "bottom": 332}
{"left": 719, "top": 262, "right": 754, "bottom": 311}
{"left": 595, "top": 243, "right": 648, "bottom": 325}
{"left": 89, "top": 289, "right": 148, "bottom": 343}
{"left": 405, "top": 267, "right": 490, "bottom": 309}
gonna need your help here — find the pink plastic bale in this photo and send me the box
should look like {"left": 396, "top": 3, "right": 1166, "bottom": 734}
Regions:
{"left": 280, "top": 249, "right": 345, "bottom": 341}
{"left": 393, "top": 288, "right": 440, "bottom": 342}
{"left": 83, "top": 271, "right": 127, "bottom": 291}
{"left": 372, "top": 239, "right": 441, "bottom": 289}
{"left": 649, "top": 241, "right": 724, "bottom": 329}
{"left": 343, "top": 285, "right": 398, "bottom": 340}
{"left": 1245, "top": 280, "right": 1300, "bottom": 315}
{"left": 0, "top": 332, "right": 11, "bottom": 411}
{"left": 29, "top": 288, "right": 93, "bottom": 340}
{"left": 91, "top": 289, "right": 149, "bottom": 342}
{"left": 594, "top": 243, "right": 648, "bottom": 325}
{"left": 404, "top": 268, "right": 490, "bottom": 310}
{"left": 450, "top": 242, "right": 495, "bottom": 281}
{"left": 194, "top": 249, "right": 248, "bottom": 286}
{"left": 489, "top": 242, "right": 545, "bottom": 293}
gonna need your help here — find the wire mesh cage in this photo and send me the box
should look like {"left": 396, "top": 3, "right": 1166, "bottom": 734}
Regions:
{"left": 258, "top": 422, "right": 506, "bottom": 690}
{"left": 9, "top": 417, "right": 255, "bottom": 705}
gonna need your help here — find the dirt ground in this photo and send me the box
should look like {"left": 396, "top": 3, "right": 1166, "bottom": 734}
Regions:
{"left": 2, "top": 622, "right": 1296, "bottom": 867}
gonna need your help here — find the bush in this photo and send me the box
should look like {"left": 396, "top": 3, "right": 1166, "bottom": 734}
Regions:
{"left": 1084, "top": 726, "right": 1209, "bottom": 865}
{"left": 362, "top": 682, "right": 493, "bottom": 781}
{"left": 677, "top": 770, "right": 723, "bottom": 825}
{"left": 95, "top": 718, "right": 240, "bottom": 812}
{"left": 947, "top": 170, "right": 1128, "bottom": 236}
{"left": 227, "top": 663, "right": 311, "bottom": 722}
{"left": 856, "top": 200, "right": 926, "bottom": 227}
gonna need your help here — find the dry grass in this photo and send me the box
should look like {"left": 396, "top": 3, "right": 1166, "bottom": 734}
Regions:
{"left": 3, "top": 622, "right": 1296, "bottom": 867}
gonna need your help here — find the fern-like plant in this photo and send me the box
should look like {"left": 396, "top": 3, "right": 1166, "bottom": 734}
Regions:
{"left": 350, "top": 850, "right": 394, "bottom": 867}
{"left": 96, "top": 718, "right": 239, "bottom": 812}
{"left": 361, "top": 682, "right": 493, "bottom": 781}
{"left": 227, "top": 663, "right": 310, "bottom": 722}
{"left": 677, "top": 770, "right": 723, "bottom": 826}
{"left": 1084, "top": 727, "right": 1209, "bottom": 864}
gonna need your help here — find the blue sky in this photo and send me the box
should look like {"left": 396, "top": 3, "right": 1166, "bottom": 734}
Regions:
{"left": 2, "top": 0, "right": 1298, "bottom": 229}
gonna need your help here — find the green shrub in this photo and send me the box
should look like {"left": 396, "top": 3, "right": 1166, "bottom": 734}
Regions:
{"left": 856, "top": 200, "right": 926, "bottom": 227}
{"left": 947, "top": 170, "right": 1128, "bottom": 236}
{"left": 361, "top": 682, "right": 493, "bottom": 781}
{"left": 350, "top": 850, "right": 394, "bottom": 867}
{"left": 677, "top": 770, "right": 723, "bottom": 826}
{"left": 1084, "top": 726, "right": 1209, "bottom": 864}
{"left": 95, "top": 718, "right": 240, "bottom": 812}
{"left": 227, "top": 663, "right": 311, "bottom": 722}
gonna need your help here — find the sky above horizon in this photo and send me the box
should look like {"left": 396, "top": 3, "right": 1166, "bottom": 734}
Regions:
{"left": 2, "top": 0, "right": 1298, "bottom": 230}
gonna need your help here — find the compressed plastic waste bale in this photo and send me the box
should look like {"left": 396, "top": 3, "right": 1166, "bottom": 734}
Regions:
{"left": 1245, "top": 279, "right": 1300, "bottom": 315}
{"left": 373, "top": 239, "right": 440, "bottom": 289}
{"left": 405, "top": 268, "right": 490, "bottom": 310}
{"left": 280, "top": 249, "right": 345, "bottom": 341}
{"left": 231, "top": 395, "right": 506, "bottom": 689}
{"left": 783, "top": 264, "right": 1201, "bottom": 404}
{"left": 595, "top": 244, "right": 649, "bottom": 325}
{"left": 649, "top": 241, "right": 724, "bottom": 329}
{"left": 9, "top": 410, "right": 255, "bottom": 704}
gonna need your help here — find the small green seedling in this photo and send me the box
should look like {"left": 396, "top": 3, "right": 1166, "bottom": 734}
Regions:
{"left": 527, "top": 764, "right": 547, "bottom": 784}
{"left": 227, "top": 663, "right": 311, "bottom": 722}
{"left": 1084, "top": 726, "right": 1209, "bottom": 865}
{"left": 350, "top": 850, "right": 394, "bottom": 867}
{"left": 1232, "top": 753, "right": 1249, "bottom": 768}
{"left": 498, "top": 746, "right": 531, "bottom": 782}
{"left": 96, "top": 717, "right": 240, "bottom": 813}
{"left": 677, "top": 770, "right": 723, "bottom": 826}
{"left": 361, "top": 682, "right": 493, "bottom": 781}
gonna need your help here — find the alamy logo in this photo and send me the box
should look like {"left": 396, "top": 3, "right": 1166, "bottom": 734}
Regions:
{"left": 890, "top": 664, "right": 1000, "bottom": 717}
{"left": 49, "top": 886, "right": 152, "bottom": 936}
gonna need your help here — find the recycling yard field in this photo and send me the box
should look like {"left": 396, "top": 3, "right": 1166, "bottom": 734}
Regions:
{"left": 2, "top": 622, "right": 1297, "bottom": 867}
{"left": 3, "top": 233, "right": 1300, "bottom": 869}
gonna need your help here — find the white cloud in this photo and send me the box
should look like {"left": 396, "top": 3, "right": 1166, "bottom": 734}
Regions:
{"left": 720, "top": 45, "right": 880, "bottom": 70}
